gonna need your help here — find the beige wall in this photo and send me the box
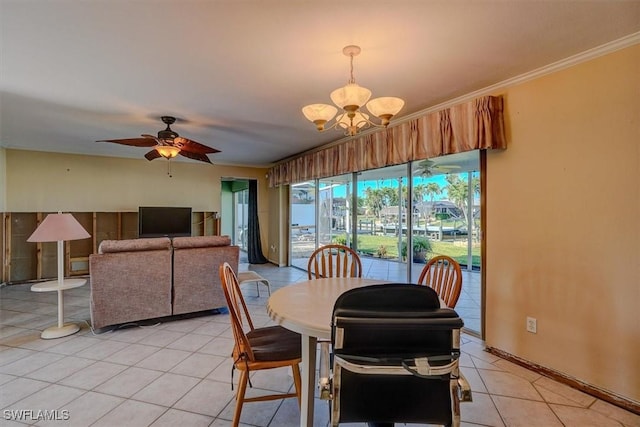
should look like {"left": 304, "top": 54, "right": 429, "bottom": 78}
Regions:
{"left": 485, "top": 44, "right": 639, "bottom": 403}
{"left": 267, "top": 185, "right": 289, "bottom": 266}
{"left": 5, "top": 150, "right": 270, "bottom": 251}
{"left": 0, "top": 148, "right": 6, "bottom": 212}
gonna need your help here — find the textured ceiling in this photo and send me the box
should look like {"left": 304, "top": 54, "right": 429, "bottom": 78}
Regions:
{"left": 2, "top": 1, "right": 639, "bottom": 168}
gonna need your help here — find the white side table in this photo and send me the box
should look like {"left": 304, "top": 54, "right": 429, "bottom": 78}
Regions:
{"left": 31, "top": 278, "right": 87, "bottom": 339}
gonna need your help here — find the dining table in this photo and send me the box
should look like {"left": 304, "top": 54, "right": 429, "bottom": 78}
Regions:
{"left": 266, "top": 277, "right": 389, "bottom": 427}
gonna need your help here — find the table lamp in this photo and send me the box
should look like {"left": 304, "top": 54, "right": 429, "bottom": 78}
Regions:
{"left": 27, "top": 212, "right": 90, "bottom": 338}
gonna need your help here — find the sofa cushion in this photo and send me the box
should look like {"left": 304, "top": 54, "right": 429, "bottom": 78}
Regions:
{"left": 172, "top": 235, "right": 231, "bottom": 249}
{"left": 98, "top": 237, "right": 171, "bottom": 254}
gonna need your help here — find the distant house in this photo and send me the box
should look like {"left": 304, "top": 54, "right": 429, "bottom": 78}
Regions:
{"left": 383, "top": 201, "right": 465, "bottom": 221}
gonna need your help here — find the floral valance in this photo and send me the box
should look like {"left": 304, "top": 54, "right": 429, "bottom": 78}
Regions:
{"left": 268, "top": 95, "right": 506, "bottom": 187}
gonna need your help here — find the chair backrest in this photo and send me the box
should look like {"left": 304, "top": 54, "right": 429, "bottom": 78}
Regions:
{"left": 219, "top": 262, "right": 256, "bottom": 361}
{"left": 417, "top": 255, "right": 462, "bottom": 308}
{"left": 332, "top": 284, "right": 459, "bottom": 357}
{"left": 307, "top": 244, "right": 362, "bottom": 279}
{"left": 330, "top": 283, "right": 464, "bottom": 425}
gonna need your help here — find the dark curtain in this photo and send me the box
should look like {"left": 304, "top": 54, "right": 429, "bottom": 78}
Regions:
{"left": 247, "top": 179, "right": 268, "bottom": 264}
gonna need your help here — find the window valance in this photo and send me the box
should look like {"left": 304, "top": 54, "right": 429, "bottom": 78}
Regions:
{"left": 268, "top": 95, "right": 506, "bottom": 187}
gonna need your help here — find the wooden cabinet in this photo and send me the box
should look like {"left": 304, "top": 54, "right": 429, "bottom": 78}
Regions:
{"left": 192, "top": 211, "right": 220, "bottom": 236}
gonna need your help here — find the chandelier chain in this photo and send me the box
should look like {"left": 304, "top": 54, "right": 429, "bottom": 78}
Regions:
{"left": 349, "top": 52, "right": 355, "bottom": 84}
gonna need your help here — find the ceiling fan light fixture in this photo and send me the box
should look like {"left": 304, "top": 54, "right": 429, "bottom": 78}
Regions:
{"left": 156, "top": 145, "right": 180, "bottom": 159}
{"left": 301, "top": 45, "right": 404, "bottom": 136}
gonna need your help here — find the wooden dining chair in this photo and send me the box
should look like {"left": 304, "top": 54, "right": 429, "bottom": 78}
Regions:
{"left": 417, "top": 255, "right": 463, "bottom": 308}
{"left": 307, "top": 244, "right": 363, "bottom": 279}
{"left": 307, "top": 244, "right": 362, "bottom": 400}
{"left": 219, "top": 262, "right": 302, "bottom": 427}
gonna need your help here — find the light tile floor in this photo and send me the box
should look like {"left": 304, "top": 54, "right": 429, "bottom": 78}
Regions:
{"left": 0, "top": 263, "right": 638, "bottom": 427}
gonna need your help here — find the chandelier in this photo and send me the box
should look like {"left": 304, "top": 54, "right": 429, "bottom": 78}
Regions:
{"left": 302, "top": 45, "right": 405, "bottom": 137}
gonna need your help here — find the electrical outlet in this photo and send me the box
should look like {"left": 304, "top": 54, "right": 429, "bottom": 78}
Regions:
{"left": 526, "top": 317, "right": 537, "bottom": 333}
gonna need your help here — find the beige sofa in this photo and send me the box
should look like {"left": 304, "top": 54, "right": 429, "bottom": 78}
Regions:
{"left": 172, "top": 235, "right": 239, "bottom": 315}
{"left": 89, "top": 235, "right": 239, "bottom": 330}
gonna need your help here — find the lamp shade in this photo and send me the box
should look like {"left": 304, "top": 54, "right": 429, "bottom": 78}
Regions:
{"left": 366, "top": 97, "right": 405, "bottom": 118}
{"left": 155, "top": 145, "right": 180, "bottom": 159}
{"left": 302, "top": 104, "right": 338, "bottom": 123}
{"left": 330, "top": 83, "right": 372, "bottom": 109}
{"left": 27, "top": 213, "right": 91, "bottom": 243}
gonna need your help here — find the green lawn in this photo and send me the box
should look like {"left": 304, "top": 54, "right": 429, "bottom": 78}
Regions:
{"left": 338, "top": 234, "right": 480, "bottom": 267}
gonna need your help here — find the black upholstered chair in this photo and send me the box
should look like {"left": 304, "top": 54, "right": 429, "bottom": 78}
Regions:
{"left": 326, "top": 283, "right": 472, "bottom": 427}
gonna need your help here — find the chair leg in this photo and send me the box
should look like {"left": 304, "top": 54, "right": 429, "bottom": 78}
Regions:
{"left": 291, "top": 363, "right": 302, "bottom": 408}
{"left": 233, "top": 370, "right": 249, "bottom": 427}
{"left": 450, "top": 378, "right": 461, "bottom": 427}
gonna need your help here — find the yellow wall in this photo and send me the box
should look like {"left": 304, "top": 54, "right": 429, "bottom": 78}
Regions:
{"left": 485, "top": 44, "right": 640, "bottom": 403}
{"left": 5, "top": 150, "right": 270, "bottom": 251}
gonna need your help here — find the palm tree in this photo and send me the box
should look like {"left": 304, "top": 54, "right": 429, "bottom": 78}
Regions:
{"left": 363, "top": 187, "right": 384, "bottom": 218}
{"left": 424, "top": 182, "right": 442, "bottom": 222}
{"left": 444, "top": 174, "right": 479, "bottom": 227}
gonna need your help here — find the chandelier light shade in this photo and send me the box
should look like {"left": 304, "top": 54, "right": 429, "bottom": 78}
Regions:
{"left": 302, "top": 104, "right": 339, "bottom": 131}
{"left": 302, "top": 45, "right": 404, "bottom": 136}
{"left": 366, "top": 97, "right": 405, "bottom": 126}
{"left": 330, "top": 83, "right": 372, "bottom": 109}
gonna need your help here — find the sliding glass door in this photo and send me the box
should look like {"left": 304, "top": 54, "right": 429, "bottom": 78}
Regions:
{"left": 356, "top": 165, "right": 409, "bottom": 279}
{"left": 286, "top": 151, "right": 483, "bottom": 335}
{"left": 233, "top": 187, "right": 249, "bottom": 250}
{"left": 289, "top": 181, "right": 316, "bottom": 270}
{"left": 318, "top": 174, "right": 354, "bottom": 248}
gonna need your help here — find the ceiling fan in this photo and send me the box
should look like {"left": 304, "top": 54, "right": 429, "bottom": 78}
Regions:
{"left": 416, "top": 159, "right": 461, "bottom": 176}
{"left": 97, "top": 116, "right": 220, "bottom": 164}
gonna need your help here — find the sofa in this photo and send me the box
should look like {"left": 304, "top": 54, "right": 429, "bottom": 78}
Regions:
{"left": 89, "top": 235, "right": 239, "bottom": 330}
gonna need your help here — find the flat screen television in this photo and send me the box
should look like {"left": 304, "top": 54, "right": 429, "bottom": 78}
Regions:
{"left": 138, "top": 206, "right": 192, "bottom": 238}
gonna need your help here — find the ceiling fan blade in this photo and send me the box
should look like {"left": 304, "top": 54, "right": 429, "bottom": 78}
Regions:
{"left": 96, "top": 137, "right": 158, "bottom": 147}
{"left": 141, "top": 134, "right": 161, "bottom": 142}
{"left": 178, "top": 150, "right": 212, "bottom": 164}
{"left": 144, "top": 149, "right": 162, "bottom": 161}
{"left": 174, "top": 136, "right": 220, "bottom": 154}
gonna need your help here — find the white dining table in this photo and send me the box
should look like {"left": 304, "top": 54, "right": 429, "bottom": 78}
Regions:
{"left": 266, "top": 277, "right": 388, "bottom": 427}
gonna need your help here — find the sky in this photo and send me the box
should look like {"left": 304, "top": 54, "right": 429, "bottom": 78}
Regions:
{"left": 321, "top": 173, "right": 462, "bottom": 200}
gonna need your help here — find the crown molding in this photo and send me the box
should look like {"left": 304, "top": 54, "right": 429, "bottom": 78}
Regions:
{"left": 398, "top": 31, "right": 640, "bottom": 123}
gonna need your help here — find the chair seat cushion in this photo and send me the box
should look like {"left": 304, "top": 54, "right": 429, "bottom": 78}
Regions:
{"left": 247, "top": 326, "right": 301, "bottom": 361}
